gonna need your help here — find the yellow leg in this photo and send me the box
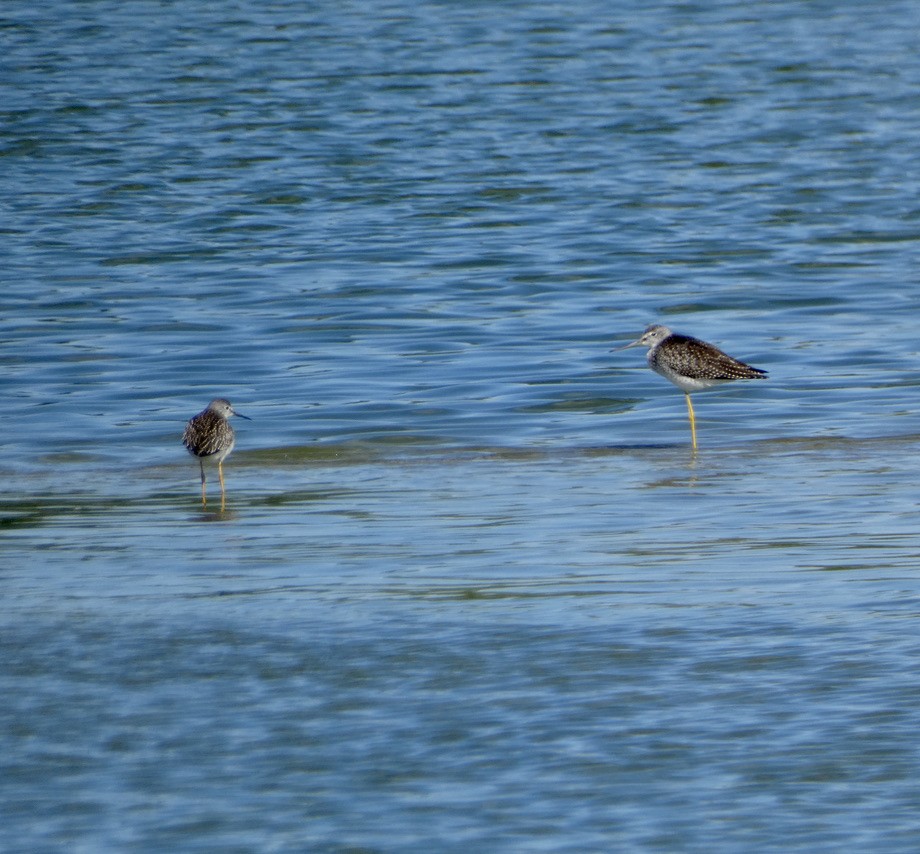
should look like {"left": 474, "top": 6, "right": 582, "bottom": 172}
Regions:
{"left": 684, "top": 393, "right": 698, "bottom": 451}
{"left": 199, "top": 461, "right": 207, "bottom": 507}
{"left": 218, "top": 460, "right": 227, "bottom": 510}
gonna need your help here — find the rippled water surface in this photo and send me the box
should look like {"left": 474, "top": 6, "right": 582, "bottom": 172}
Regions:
{"left": 5, "top": 0, "right": 920, "bottom": 850}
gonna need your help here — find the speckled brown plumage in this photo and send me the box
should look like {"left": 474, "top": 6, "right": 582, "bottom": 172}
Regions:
{"left": 183, "top": 406, "right": 236, "bottom": 461}
{"left": 183, "top": 398, "right": 249, "bottom": 507}
{"left": 649, "top": 332, "right": 767, "bottom": 383}
{"left": 616, "top": 324, "right": 767, "bottom": 449}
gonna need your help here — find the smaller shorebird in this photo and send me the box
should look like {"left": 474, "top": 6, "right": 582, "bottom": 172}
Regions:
{"left": 616, "top": 324, "right": 767, "bottom": 450}
{"left": 182, "top": 398, "right": 250, "bottom": 507}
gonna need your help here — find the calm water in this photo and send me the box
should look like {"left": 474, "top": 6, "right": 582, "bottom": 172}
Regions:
{"left": 5, "top": 0, "right": 920, "bottom": 850}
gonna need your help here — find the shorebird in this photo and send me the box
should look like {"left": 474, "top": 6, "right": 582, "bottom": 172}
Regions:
{"left": 617, "top": 324, "right": 767, "bottom": 449}
{"left": 182, "top": 398, "right": 250, "bottom": 507}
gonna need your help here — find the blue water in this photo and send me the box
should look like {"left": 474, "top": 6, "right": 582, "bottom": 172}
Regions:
{"left": 5, "top": 0, "right": 920, "bottom": 850}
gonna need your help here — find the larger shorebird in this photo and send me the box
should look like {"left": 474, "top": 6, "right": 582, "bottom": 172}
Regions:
{"left": 182, "top": 398, "right": 250, "bottom": 508}
{"left": 617, "top": 324, "right": 767, "bottom": 449}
